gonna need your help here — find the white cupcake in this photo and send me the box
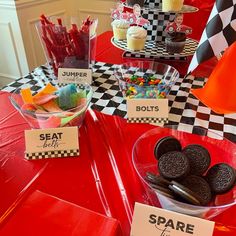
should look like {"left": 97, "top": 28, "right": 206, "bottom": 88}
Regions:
{"left": 127, "top": 26, "right": 147, "bottom": 51}
{"left": 162, "top": 0, "right": 184, "bottom": 12}
{"left": 112, "top": 19, "right": 130, "bottom": 40}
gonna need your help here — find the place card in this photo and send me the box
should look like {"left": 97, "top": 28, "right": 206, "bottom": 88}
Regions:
{"left": 58, "top": 68, "right": 92, "bottom": 85}
{"left": 24, "top": 127, "right": 79, "bottom": 160}
{"left": 127, "top": 99, "right": 168, "bottom": 124}
{"left": 130, "top": 203, "right": 215, "bottom": 236}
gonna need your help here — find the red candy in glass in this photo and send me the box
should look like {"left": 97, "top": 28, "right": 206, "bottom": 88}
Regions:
{"left": 38, "top": 14, "right": 97, "bottom": 76}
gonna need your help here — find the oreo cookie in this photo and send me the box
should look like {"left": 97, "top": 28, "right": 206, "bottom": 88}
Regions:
{"left": 158, "top": 151, "right": 190, "bottom": 180}
{"left": 183, "top": 144, "right": 211, "bottom": 176}
{"left": 145, "top": 172, "right": 171, "bottom": 187}
{"left": 206, "top": 163, "right": 236, "bottom": 194}
{"left": 150, "top": 183, "right": 175, "bottom": 199}
{"left": 169, "top": 181, "right": 201, "bottom": 205}
{"left": 154, "top": 136, "right": 182, "bottom": 160}
{"left": 180, "top": 175, "right": 212, "bottom": 206}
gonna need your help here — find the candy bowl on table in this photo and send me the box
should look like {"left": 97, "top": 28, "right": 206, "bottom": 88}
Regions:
{"left": 9, "top": 83, "right": 93, "bottom": 129}
{"left": 132, "top": 126, "right": 236, "bottom": 220}
{"left": 114, "top": 61, "right": 179, "bottom": 99}
{"left": 36, "top": 15, "right": 98, "bottom": 77}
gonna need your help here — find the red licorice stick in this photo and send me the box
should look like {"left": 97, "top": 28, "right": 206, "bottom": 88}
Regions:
{"left": 39, "top": 13, "right": 95, "bottom": 73}
{"left": 40, "top": 19, "right": 47, "bottom": 37}
{"left": 40, "top": 14, "right": 51, "bottom": 24}
{"left": 69, "top": 24, "right": 83, "bottom": 58}
{"left": 57, "top": 18, "right": 62, "bottom": 26}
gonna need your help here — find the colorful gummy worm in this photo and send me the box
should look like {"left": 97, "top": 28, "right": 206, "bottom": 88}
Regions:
{"left": 124, "top": 75, "right": 169, "bottom": 99}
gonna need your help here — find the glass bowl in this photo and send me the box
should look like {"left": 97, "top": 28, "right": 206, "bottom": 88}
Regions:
{"left": 132, "top": 126, "right": 236, "bottom": 219}
{"left": 10, "top": 83, "right": 93, "bottom": 129}
{"left": 114, "top": 61, "right": 179, "bottom": 99}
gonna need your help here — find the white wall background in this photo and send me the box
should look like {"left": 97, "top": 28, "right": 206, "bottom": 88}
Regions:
{"left": 0, "top": 0, "right": 115, "bottom": 85}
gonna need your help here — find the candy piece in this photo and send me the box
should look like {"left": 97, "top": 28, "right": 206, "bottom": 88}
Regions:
{"left": 37, "top": 116, "right": 61, "bottom": 129}
{"left": 77, "top": 98, "right": 87, "bottom": 107}
{"left": 21, "top": 103, "right": 37, "bottom": 112}
{"left": 43, "top": 100, "right": 63, "bottom": 112}
{"left": 121, "top": 74, "right": 169, "bottom": 99}
{"left": 33, "top": 94, "right": 58, "bottom": 105}
{"left": 33, "top": 83, "right": 57, "bottom": 99}
{"left": 20, "top": 88, "right": 33, "bottom": 104}
{"left": 56, "top": 84, "right": 78, "bottom": 110}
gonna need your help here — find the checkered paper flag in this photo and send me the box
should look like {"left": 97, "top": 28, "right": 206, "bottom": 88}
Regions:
{"left": 188, "top": 0, "right": 236, "bottom": 73}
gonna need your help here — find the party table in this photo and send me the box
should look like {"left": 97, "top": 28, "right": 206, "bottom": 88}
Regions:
{"left": 0, "top": 57, "right": 236, "bottom": 235}
{"left": 0, "top": 0, "right": 236, "bottom": 232}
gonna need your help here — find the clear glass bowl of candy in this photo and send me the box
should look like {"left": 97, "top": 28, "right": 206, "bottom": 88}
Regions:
{"left": 132, "top": 126, "right": 236, "bottom": 220}
{"left": 114, "top": 61, "right": 179, "bottom": 99}
{"left": 10, "top": 83, "right": 93, "bottom": 129}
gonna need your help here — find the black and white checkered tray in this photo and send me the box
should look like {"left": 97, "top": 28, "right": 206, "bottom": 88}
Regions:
{"left": 2, "top": 61, "right": 236, "bottom": 143}
{"left": 111, "top": 37, "right": 198, "bottom": 58}
{"left": 143, "top": 4, "right": 198, "bottom": 13}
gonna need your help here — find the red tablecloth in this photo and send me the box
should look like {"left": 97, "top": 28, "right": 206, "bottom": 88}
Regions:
{"left": 0, "top": 91, "right": 236, "bottom": 236}
{"left": 1, "top": 1, "right": 235, "bottom": 234}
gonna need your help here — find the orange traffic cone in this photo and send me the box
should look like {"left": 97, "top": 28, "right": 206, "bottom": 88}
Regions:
{"left": 191, "top": 41, "right": 236, "bottom": 114}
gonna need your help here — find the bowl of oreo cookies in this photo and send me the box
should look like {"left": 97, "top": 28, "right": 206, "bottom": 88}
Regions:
{"left": 132, "top": 126, "right": 236, "bottom": 219}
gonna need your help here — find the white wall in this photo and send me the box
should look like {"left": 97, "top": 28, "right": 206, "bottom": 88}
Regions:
{"left": 69, "top": 0, "right": 115, "bottom": 35}
{"left": 0, "top": 0, "right": 29, "bottom": 82}
{"left": 0, "top": 0, "right": 115, "bottom": 82}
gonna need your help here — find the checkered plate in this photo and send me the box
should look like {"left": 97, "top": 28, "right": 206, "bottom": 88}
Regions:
{"left": 111, "top": 37, "right": 199, "bottom": 58}
{"left": 142, "top": 5, "right": 199, "bottom": 13}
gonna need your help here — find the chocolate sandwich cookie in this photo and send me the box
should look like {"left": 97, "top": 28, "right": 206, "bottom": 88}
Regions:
{"left": 150, "top": 183, "right": 175, "bottom": 199}
{"left": 169, "top": 181, "right": 201, "bottom": 205}
{"left": 154, "top": 136, "right": 182, "bottom": 160}
{"left": 206, "top": 163, "right": 236, "bottom": 194}
{"left": 183, "top": 144, "right": 211, "bottom": 176}
{"left": 180, "top": 175, "right": 212, "bottom": 206}
{"left": 145, "top": 172, "right": 171, "bottom": 187}
{"left": 158, "top": 151, "right": 190, "bottom": 180}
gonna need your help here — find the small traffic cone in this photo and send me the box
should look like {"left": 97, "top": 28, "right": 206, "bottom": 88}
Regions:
{"left": 191, "top": 41, "right": 236, "bottom": 114}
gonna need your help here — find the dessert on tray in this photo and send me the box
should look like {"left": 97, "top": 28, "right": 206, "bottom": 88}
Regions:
{"left": 127, "top": 26, "right": 147, "bottom": 50}
{"left": 162, "top": 0, "right": 184, "bottom": 12}
{"left": 112, "top": 19, "right": 130, "bottom": 40}
{"left": 165, "top": 13, "right": 192, "bottom": 54}
{"left": 111, "top": 2, "right": 149, "bottom": 50}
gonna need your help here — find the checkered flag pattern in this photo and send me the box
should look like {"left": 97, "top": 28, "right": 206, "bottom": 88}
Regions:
{"left": 122, "top": 51, "right": 187, "bottom": 61}
{"left": 2, "top": 61, "right": 235, "bottom": 142}
{"left": 188, "top": 0, "right": 236, "bottom": 73}
{"left": 144, "top": 0, "right": 162, "bottom": 9}
{"left": 111, "top": 37, "right": 198, "bottom": 58}
{"left": 128, "top": 117, "right": 168, "bottom": 123}
{"left": 142, "top": 9, "right": 176, "bottom": 41}
{"left": 25, "top": 149, "right": 79, "bottom": 160}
